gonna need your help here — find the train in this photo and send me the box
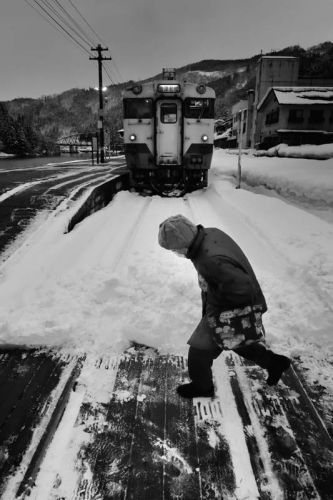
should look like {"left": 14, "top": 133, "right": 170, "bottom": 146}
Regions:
{"left": 122, "top": 68, "right": 215, "bottom": 195}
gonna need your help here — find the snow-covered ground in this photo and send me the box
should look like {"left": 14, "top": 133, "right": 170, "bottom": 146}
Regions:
{"left": 1, "top": 148, "right": 332, "bottom": 499}
{"left": 214, "top": 148, "right": 333, "bottom": 223}
{"left": 0, "top": 148, "right": 332, "bottom": 393}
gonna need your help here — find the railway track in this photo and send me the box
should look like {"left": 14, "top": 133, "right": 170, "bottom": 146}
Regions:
{"left": 0, "top": 160, "right": 126, "bottom": 261}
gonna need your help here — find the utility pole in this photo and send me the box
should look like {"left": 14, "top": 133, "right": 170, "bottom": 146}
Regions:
{"left": 90, "top": 44, "right": 111, "bottom": 163}
{"left": 236, "top": 109, "right": 245, "bottom": 189}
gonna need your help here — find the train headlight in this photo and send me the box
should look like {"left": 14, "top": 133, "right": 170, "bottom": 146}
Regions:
{"left": 201, "top": 134, "right": 209, "bottom": 142}
{"left": 132, "top": 85, "right": 142, "bottom": 95}
{"left": 129, "top": 134, "right": 137, "bottom": 141}
{"left": 196, "top": 84, "right": 206, "bottom": 95}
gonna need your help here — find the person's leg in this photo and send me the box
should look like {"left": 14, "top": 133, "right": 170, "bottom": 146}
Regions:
{"left": 233, "top": 342, "right": 273, "bottom": 368}
{"left": 177, "top": 345, "right": 222, "bottom": 398}
{"left": 234, "top": 342, "right": 290, "bottom": 385}
{"left": 188, "top": 345, "right": 221, "bottom": 390}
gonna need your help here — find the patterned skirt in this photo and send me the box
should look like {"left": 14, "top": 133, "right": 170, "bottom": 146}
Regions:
{"left": 208, "top": 304, "right": 265, "bottom": 350}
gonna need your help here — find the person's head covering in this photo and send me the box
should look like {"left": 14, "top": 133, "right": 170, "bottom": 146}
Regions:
{"left": 158, "top": 214, "right": 198, "bottom": 250}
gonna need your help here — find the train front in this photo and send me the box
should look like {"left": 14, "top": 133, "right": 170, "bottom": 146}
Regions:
{"left": 122, "top": 70, "right": 215, "bottom": 195}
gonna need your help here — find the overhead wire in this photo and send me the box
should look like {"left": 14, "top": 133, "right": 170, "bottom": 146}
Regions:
{"left": 108, "top": 57, "right": 124, "bottom": 83}
{"left": 52, "top": 0, "right": 96, "bottom": 46}
{"left": 102, "top": 63, "right": 116, "bottom": 86}
{"left": 39, "top": 0, "right": 92, "bottom": 49}
{"left": 66, "top": 0, "right": 124, "bottom": 83}
{"left": 67, "top": 0, "right": 106, "bottom": 47}
{"left": 28, "top": 0, "right": 92, "bottom": 56}
{"left": 25, "top": 0, "right": 124, "bottom": 84}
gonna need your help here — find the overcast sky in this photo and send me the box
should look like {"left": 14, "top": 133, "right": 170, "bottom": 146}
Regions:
{"left": 1, "top": 0, "right": 333, "bottom": 101}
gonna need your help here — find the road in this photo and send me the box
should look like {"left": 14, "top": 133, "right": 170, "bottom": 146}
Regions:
{"left": 0, "top": 157, "right": 126, "bottom": 261}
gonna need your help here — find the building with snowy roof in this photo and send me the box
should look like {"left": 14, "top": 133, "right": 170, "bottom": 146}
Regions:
{"left": 256, "top": 87, "right": 333, "bottom": 148}
{"left": 241, "top": 55, "right": 333, "bottom": 148}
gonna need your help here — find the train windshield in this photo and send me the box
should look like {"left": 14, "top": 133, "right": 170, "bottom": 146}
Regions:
{"left": 184, "top": 98, "right": 214, "bottom": 119}
{"left": 160, "top": 102, "right": 177, "bottom": 123}
{"left": 124, "top": 99, "right": 153, "bottom": 119}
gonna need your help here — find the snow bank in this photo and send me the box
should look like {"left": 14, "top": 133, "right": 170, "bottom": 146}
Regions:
{"left": 211, "top": 148, "right": 333, "bottom": 210}
{"left": 0, "top": 152, "right": 15, "bottom": 158}
{"left": 0, "top": 191, "right": 199, "bottom": 356}
{"left": 255, "top": 142, "right": 333, "bottom": 159}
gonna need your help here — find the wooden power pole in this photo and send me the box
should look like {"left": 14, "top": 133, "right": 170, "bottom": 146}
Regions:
{"left": 90, "top": 44, "right": 111, "bottom": 163}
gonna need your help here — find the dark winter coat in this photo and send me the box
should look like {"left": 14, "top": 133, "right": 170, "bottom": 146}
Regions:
{"left": 187, "top": 225, "right": 267, "bottom": 350}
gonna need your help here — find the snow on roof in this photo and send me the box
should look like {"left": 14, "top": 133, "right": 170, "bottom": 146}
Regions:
{"left": 258, "top": 86, "right": 333, "bottom": 109}
{"left": 277, "top": 129, "right": 333, "bottom": 134}
{"left": 261, "top": 56, "right": 298, "bottom": 59}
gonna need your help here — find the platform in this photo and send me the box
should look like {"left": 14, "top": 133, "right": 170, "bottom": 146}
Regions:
{"left": 0, "top": 346, "right": 332, "bottom": 499}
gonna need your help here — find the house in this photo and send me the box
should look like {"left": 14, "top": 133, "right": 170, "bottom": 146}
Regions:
{"left": 251, "top": 56, "right": 300, "bottom": 146}
{"left": 256, "top": 87, "right": 333, "bottom": 148}
{"left": 240, "top": 55, "right": 333, "bottom": 148}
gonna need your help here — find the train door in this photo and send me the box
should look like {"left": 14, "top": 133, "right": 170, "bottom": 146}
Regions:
{"left": 156, "top": 100, "right": 182, "bottom": 165}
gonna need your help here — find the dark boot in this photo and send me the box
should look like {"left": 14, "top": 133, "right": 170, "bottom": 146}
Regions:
{"left": 267, "top": 354, "right": 291, "bottom": 385}
{"left": 234, "top": 343, "right": 291, "bottom": 386}
{"left": 177, "top": 382, "right": 215, "bottom": 399}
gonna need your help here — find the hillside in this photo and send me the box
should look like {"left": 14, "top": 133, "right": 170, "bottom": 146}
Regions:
{"left": 1, "top": 41, "right": 333, "bottom": 155}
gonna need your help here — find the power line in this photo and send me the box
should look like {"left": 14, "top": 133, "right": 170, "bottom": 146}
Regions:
{"left": 67, "top": 0, "right": 106, "bottom": 46}
{"left": 67, "top": 0, "right": 124, "bottom": 82}
{"left": 109, "top": 58, "right": 124, "bottom": 83}
{"left": 52, "top": 0, "right": 96, "bottom": 46}
{"left": 23, "top": 0, "right": 91, "bottom": 57}
{"left": 39, "top": 0, "right": 92, "bottom": 49}
{"left": 30, "top": 0, "right": 92, "bottom": 55}
{"left": 25, "top": 0, "right": 125, "bottom": 84}
{"left": 102, "top": 62, "right": 116, "bottom": 85}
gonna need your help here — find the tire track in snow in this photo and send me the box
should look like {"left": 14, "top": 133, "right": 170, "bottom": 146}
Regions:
{"left": 0, "top": 180, "right": 47, "bottom": 204}
{"left": 44, "top": 171, "right": 113, "bottom": 194}
{"left": 0, "top": 164, "right": 113, "bottom": 203}
{"left": 107, "top": 197, "right": 153, "bottom": 272}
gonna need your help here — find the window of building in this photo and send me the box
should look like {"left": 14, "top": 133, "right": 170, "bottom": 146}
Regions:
{"left": 123, "top": 99, "right": 153, "bottom": 119}
{"left": 288, "top": 109, "right": 304, "bottom": 123}
{"left": 184, "top": 98, "right": 215, "bottom": 119}
{"left": 160, "top": 102, "right": 177, "bottom": 123}
{"left": 309, "top": 109, "right": 324, "bottom": 124}
{"left": 265, "top": 108, "right": 280, "bottom": 125}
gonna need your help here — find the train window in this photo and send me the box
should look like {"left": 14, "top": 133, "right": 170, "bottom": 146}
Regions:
{"left": 185, "top": 98, "right": 214, "bottom": 119}
{"left": 160, "top": 102, "right": 177, "bottom": 123}
{"left": 124, "top": 99, "right": 153, "bottom": 119}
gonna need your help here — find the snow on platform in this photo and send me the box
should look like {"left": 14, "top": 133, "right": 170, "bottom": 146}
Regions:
{"left": 0, "top": 153, "right": 333, "bottom": 498}
{"left": 0, "top": 346, "right": 332, "bottom": 499}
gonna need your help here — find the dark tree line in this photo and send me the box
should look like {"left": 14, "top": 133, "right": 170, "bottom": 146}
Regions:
{"left": 0, "top": 103, "right": 48, "bottom": 156}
